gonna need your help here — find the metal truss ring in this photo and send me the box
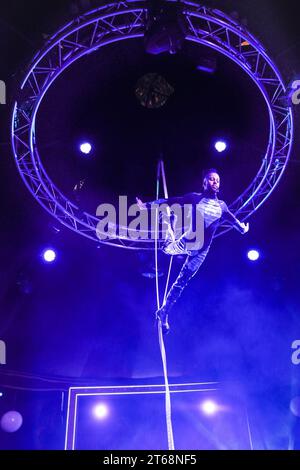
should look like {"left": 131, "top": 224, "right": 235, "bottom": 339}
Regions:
{"left": 11, "top": 0, "right": 294, "bottom": 249}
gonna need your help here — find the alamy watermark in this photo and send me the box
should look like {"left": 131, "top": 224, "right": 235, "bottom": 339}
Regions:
{"left": 291, "top": 80, "right": 300, "bottom": 105}
{"left": 0, "top": 80, "right": 6, "bottom": 105}
{"left": 96, "top": 196, "right": 205, "bottom": 251}
{"left": 291, "top": 340, "right": 300, "bottom": 365}
{"left": 0, "top": 340, "right": 6, "bottom": 365}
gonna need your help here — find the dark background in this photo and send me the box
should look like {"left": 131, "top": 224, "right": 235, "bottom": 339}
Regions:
{"left": 0, "top": 0, "right": 299, "bottom": 449}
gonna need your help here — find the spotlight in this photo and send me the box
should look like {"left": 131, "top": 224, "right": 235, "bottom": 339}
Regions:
{"left": 247, "top": 249, "right": 260, "bottom": 261}
{"left": 200, "top": 399, "right": 218, "bottom": 416}
{"left": 93, "top": 403, "right": 109, "bottom": 420}
{"left": 214, "top": 141, "right": 227, "bottom": 153}
{"left": 0, "top": 392, "right": 3, "bottom": 397}
{"left": 144, "top": 1, "right": 186, "bottom": 55}
{"left": 42, "top": 249, "right": 56, "bottom": 263}
{"left": 0, "top": 411, "right": 23, "bottom": 433}
{"left": 80, "top": 142, "right": 92, "bottom": 155}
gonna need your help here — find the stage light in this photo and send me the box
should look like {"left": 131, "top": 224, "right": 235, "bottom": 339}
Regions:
{"left": 42, "top": 249, "right": 56, "bottom": 263}
{"left": 0, "top": 392, "right": 3, "bottom": 397}
{"left": 80, "top": 142, "right": 92, "bottom": 155}
{"left": 0, "top": 411, "right": 23, "bottom": 433}
{"left": 144, "top": 2, "right": 186, "bottom": 55}
{"left": 200, "top": 399, "right": 218, "bottom": 415}
{"left": 214, "top": 141, "right": 227, "bottom": 152}
{"left": 93, "top": 403, "right": 109, "bottom": 420}
{"left": 247, "top": 249, "right": 260, "bottom": 261}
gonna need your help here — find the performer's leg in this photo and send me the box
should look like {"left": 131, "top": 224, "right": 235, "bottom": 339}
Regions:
{"left": 156, "top": 245, "right": 211, "bottom": 334}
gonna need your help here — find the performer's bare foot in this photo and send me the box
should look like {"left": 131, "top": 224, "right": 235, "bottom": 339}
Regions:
{"left": 156, "top": 306, "right": 170, "bottom": 335}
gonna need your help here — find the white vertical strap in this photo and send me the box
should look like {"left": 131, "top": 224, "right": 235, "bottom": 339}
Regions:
{"left": 155, "top": 159, "right": 175, "bottom": 450}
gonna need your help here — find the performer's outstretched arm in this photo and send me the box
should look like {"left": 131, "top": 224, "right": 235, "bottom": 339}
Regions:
{"left": 136, "top": 192, "right": 197, "bottom": 209}
{"left": 221, "top": 202, "right": 249, "bottom": 234}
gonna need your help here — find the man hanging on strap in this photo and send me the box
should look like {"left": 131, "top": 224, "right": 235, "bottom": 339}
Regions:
{"left": 136, "top": 168, "right": 249, "bottom": 334}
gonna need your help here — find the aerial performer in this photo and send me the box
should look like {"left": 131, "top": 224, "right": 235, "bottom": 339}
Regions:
{"left": 136, "top": 168, "right": 249, "bottom": 335}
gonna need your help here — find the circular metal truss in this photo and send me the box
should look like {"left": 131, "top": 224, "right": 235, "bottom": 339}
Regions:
{"left": 12, "top": 0, "right": 294, "bottom": 249}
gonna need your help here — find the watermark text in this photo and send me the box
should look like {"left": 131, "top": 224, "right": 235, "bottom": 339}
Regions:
{"left": 291, "top": 80, "right": 300, "bottom": 105}
{"left": 291, "top": 339, "right": 300, "bottom": 365}
{"left": 0, "top": 80, "right": 6, "bottom": 105}
{"left": 96, "top": 196, "right": 205, "bottom": 251}
{"left": 0, "top": 340, "right": 6, "bottom": 365}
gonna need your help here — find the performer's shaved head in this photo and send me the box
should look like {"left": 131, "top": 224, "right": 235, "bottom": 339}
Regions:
{"left": 202, "top": 168, "right": 218, "bottom": 180}
{"left": 202, "top": 169, "right": 220, "bottom": 192}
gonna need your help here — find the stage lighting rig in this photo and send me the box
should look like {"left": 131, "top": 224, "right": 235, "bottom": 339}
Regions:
{"left": 144, "top": 0, "right": 186, "bottom": 55}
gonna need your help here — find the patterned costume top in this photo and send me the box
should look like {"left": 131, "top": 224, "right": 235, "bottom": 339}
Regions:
{"left": 146, "top": 191, "right": 245, "bottom": 254}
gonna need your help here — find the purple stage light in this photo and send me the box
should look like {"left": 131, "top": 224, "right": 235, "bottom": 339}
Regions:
{"left": 214, "top": 141, "right": 227, "bottom": 152}
{"left": 42, "top": 249, "right": 56, "bottom": 263}
{"left": 80, "top": 142, "right": 92, "bottom": 155}
{"left": 0, "top": 411, "right": 23, "bottom": 433}
{"left": 247, "top": 249, "right": 260, "bottom": 261}
{"left": 93, "top": 403, "right": 109, "bottom": 420}
{"left": 200, "top": 399, "right": 218, "bottom": 416}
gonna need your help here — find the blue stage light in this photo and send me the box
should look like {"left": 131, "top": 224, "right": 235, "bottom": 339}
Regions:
{"left": 200, "top": 399, "right": 219, "bottom": 416}
{"left": 247, "top": 249, "right": 260, "bottom": 261}
{"left": 80, "top": 142, "right": 92, "bottom": 155}
{"left": 93, "top": 403, "right": 109, "bottom": 420}
{"left": 214, "top": 141, "right": 227, "bottom": 152}
{"left": 42, "top": 249, "right": 56, "bottom": 263}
